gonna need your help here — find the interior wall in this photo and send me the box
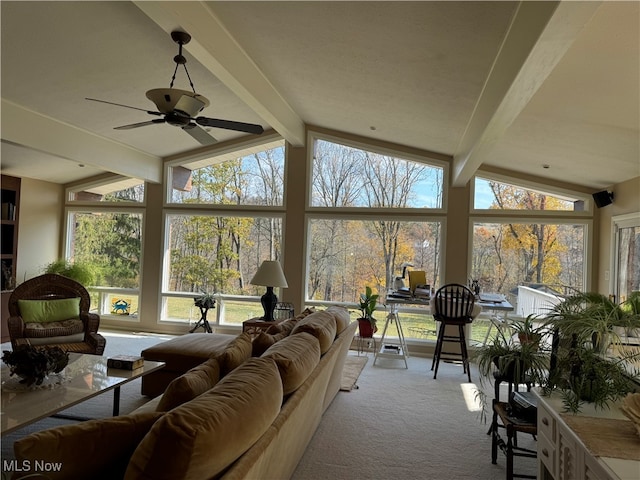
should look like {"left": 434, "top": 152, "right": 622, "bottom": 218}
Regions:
{"left": 16, "top": 178, "right": 63, "bottom": 282}
{"left": 596, "top": 175, "right": 640, "bottom": 294}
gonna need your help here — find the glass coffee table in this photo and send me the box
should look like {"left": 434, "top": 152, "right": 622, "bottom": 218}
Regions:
{"left": 1, "top": 353, "right": 165, "bottom": 436}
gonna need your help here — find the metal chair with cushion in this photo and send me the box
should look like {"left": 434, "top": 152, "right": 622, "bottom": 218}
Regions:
{"left": 7, "top": 273, "right": 106, "bottom": 355}
{"left": 431, "top": 283, "right": 476, "bottom": 381}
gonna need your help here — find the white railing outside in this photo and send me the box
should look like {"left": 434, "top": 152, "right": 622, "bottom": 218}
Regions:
{"left": 516, "top": 285, "right": 562, "bottom": 318}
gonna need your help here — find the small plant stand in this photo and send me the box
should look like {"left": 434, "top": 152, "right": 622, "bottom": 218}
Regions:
{"left": 190, "top": 306, "right": 213, "bottom": 333}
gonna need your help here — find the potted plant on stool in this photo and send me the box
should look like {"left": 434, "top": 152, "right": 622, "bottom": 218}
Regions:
{"left": 357, "top": 286, "right": 379, "bottom": 338}
{"left": 190, "top": 292, "right": 216, "bottom": 333}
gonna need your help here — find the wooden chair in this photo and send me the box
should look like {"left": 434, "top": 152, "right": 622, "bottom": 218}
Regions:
{"left": 431, "top": 283, "right": 476, "bottom": 381}
{"left": 7, "top": 274, "right": 106, "bottom": 355}
{"left": 490, "top": 373, "right": 537, "bottom": 480}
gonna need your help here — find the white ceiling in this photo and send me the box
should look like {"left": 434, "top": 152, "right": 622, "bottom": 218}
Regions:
{"left": 1, "top": 1, "right": 638, "bottom": 190}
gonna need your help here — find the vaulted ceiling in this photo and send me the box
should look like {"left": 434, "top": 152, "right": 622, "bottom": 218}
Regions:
{"left": 1, "top": 1, "right": 638, "bottom": 190}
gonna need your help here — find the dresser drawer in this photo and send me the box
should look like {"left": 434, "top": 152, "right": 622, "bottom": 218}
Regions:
{"left": 538, "top": 431, "right": 556, "bottom": 477}
{"left": 538, "top": 401, "right": 556, "bottom": 443}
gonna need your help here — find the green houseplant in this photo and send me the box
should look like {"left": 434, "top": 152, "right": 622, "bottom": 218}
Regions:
{"left": 43, "top": 259, "right": 95, "bottom": 286}
{"left": 545, "top": 291, "right": 640, "bottom": 353}
{"left": 473, "top": 323, "right": 551, "bottom": 422}
{"left": 357, "top": 286, "right": 379, "bottom": 338}
{"left": 540, "top": 291, "right": 640, "bottom": 412}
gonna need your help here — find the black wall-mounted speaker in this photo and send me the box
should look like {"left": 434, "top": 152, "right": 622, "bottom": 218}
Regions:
{"left": 592, "top": 190, "right": 614, "bottom": 208}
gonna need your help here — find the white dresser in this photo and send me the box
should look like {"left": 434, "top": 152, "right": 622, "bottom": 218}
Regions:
{"left": 534, "top": 391, "right": 640, "bottom": 480}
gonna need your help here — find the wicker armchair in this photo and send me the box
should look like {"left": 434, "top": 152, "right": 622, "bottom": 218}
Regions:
{"left": 7, "top": 274, "right": 106, "bottom": 355}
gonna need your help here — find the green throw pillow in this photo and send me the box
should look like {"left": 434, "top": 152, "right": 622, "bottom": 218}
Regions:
{"left": 18, "top": 298, "right": 81, "bottom": 323}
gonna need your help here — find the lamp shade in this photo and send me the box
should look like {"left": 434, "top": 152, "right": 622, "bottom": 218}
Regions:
{"left": 250, "top": 260, "right": 288, "bottom": 288}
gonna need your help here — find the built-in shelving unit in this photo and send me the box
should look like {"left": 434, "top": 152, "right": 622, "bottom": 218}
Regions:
{"left": 1, "top": 174, "right": 20, "bottom": 291}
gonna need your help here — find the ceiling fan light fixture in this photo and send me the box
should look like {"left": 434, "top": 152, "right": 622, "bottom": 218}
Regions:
{"left": 146, "top": 88, "right": 210, "bottom": 116}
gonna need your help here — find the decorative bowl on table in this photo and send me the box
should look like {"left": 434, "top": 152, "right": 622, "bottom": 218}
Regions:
{"left": 620, "top": 392, "right": 640, "bottom": 437}
{"left": 2, "top": 345, "right": 69, "bottom": 387}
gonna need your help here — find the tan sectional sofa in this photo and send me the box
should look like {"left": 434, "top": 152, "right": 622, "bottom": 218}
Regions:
{"left": 12, "top": 306, "right": 357, "bottom": 480}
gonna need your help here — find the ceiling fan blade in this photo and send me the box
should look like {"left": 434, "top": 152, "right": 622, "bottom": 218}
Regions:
{"left": 183, "top": 124, "right": 218, "bottom": 145}
{"left": 86, "top": 97, "right": 162, "bottom": 116}
{"left": 114, "top": 119, "right": 166, "bottom": 130}
{"left": 195, "top": 117, "right": 264, "bottom": 135}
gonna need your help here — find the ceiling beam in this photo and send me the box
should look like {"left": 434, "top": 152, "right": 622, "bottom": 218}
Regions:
{"left": 134, "top": 1, "right": 306, "bottom": 147}
{"left": 452, "top": 0, "right": 602, "bottom": 187}
{"left": 1, "top": 100, "right": 163, "bottom": 183}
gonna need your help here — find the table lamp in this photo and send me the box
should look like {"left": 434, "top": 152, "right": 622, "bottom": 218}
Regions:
{"left": 250, "top": 260, "right": 288, "bottom": 321}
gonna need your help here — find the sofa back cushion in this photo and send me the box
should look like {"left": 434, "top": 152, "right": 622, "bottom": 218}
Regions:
{"left": 251, "top": 330, "right": 288, "bottom": 357}
{"left": 125, "top": 357, "right": 283, "bottom": 480}
{"left": 326, "top": 305, "right": 351, "bottom": 334}
{"left": 291, "top": 310, "right": 337, "bottom": 354}
{"left": 18, "top": 297, "right": 80, "bottom": 323}
{"left": 261, "top": 332, "right": 321, "bottom": 395}
{"left": 156, "top": 358, "right": 221, "bottom": 412}
{"left": 215, "top": 332, "right": 253, "bottom": 376}
{"left": 14, "top": 411, "right": 162, "bottom": 480}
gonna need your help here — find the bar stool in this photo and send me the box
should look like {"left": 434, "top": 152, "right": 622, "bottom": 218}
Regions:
{"left": 431, "top": 284, "right": 476, "bottom": 382}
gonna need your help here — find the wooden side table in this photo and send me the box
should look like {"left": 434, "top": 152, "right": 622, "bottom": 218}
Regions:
{"left": 242, "top": 317, "right": 279, "bottom": 336}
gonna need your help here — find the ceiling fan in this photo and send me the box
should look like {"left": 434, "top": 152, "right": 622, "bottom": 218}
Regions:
{"left": 86, "top": 31, "right": 264, "bottom": 146}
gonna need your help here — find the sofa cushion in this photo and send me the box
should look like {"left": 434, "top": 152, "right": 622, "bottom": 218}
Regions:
{"left": 261, "top": 332, "right": 321, "bottom": 395}
{"left": 291, "top": 310, "right": 337, "bottom": 354}
{"left": 14, "top": 411, "right": 162, "bottom": 480}
{"left": 251, "top": 330, "right": 288, "bottom": 357}
{"left": 216, "top": 332, "right": 253, "bottom": 376}
{"left": 125, "top": 357, "right": 283, "bottom": 480}
{"left": 265, "top": 307, "right": 315, "bottom": 334}
{"left": 18, "top": 297, "right": 80, "bottom": 323}
{"left": 156, "top": 358, "right": 221, "bottom": 412}
{"left": 24, "top": 318, "right": 85, "bottom": 338}
{"left": 326, "top": 305, "right": 351, "bottom": 334}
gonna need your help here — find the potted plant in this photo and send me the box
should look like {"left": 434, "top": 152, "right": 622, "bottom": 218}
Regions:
{"left": 194, "top": 292, "right": 217, "bottom": 310}
{"left": 473, "top": 326, "right": 550, "bottom": 422}
{"left": 2, "top": 345, "right": 69, "bottom": 387}
{"left": 542, "top": 338, "right": 639, "bottom": 413}
{"left": 539, "top": 291, "right": 640, "bottom": 412}
{"left": 544, "top": 291, "right": 640, "bottom": 353}
{"left": 508, "top": 314, "right": 546, "bottom": 349}
{"left": 190, "top": 292, "right": 217, "bottom": 333}
{"left": 357, "top": 286, "right": 379, "bottom": 338}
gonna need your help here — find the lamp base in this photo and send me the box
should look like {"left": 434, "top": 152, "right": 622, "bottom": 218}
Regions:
{"left": 261, "top": 287, "right": 278, "bottom": 322}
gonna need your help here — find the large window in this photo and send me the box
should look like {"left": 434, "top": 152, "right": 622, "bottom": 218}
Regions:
{"left": 470, "top": 175, "right": 590, "bottom": 345}
{"left": 471, "top": 221, "right": 585, "bottom": 295}
{"left": 612, "top": 213, "right": 640, "bottom": 302}
{"left": 169, "top": 141, "right": 285, "bottom": 206}
{"left": 67, "top": 209, "right": 143, "bottom": 319}
{"left": 307, "top": 217, "right": 441, "bottom": 301}
{"left": 474, "top": 176, "right": 585, "bottom": 212}
{"left": 312, "top": 138, "right": 444, "bottom": 209}
{"left": 307, "top": 134, "right": 446, "bottom": 342}
{"left": 162, "top": 139, "right": 287, "bottom": 327}
{"left": 162, "top": 213, "right": 283, "bottom": 327}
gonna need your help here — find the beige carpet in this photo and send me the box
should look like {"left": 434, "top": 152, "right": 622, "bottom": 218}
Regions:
{"left": 340, "top": 355, "right": 368, "bottom": 391}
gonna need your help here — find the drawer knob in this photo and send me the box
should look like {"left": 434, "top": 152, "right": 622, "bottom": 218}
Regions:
{"left": 542, "top": 417, "right": 549, "bottom": 426}
{"left": 542, "top": 448, "right": 549, "bottom": 457}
